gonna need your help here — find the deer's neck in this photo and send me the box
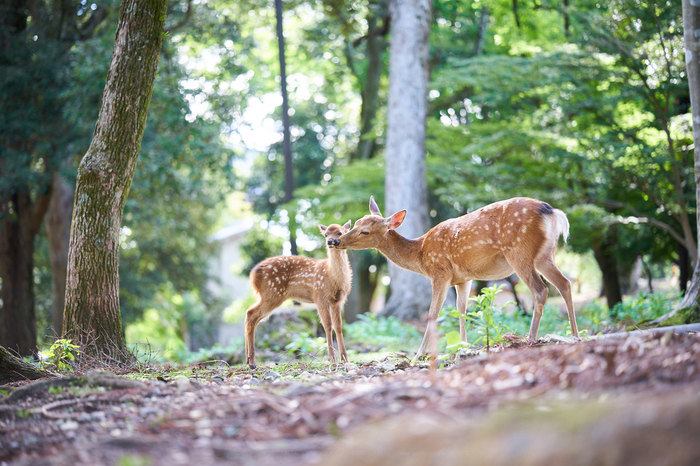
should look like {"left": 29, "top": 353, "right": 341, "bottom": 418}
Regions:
{"left": 377, "top": 231, "right": 424, "bottom": 274}
{"left": 326, "top": 248, "right": 351, "bottom": 282}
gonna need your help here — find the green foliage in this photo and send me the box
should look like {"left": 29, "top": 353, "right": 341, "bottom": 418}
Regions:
{"left": 344, "top": 313, "right": 422, "bottom": 351}
{"left": 284, "top": 332, "right": 327, "bottom": 357}
{"left": 39, "top": 339, "right": 81, "bottom": 372}
{"left": 467, "top": 285, "right": 514, "bottom": 350}
{"left": 125, "top": 285, "right": 219, "bottom": 360}
{"left": 438, "top": 285, "right": 513, "bottom": 354}
{"left": 237, "top": 223, "right": 285, "bottom": 275}
{"left": 439, "top": 289, "right": 679, "bottom": 355}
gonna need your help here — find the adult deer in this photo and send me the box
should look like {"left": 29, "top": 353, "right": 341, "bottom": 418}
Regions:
{"left": 244, "top": 221, "right": 353, "bottom": 368}
{"left": 337, "top": 197, "right": 578, "bottom": 361}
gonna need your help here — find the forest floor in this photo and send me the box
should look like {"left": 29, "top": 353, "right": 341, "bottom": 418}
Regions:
{"left": 2, "top": 330, "right": 700, "bottom": 466}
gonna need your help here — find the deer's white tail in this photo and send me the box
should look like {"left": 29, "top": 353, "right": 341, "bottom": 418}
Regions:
{"left": 554, "top": 209, "right": 570, "bottom": 243}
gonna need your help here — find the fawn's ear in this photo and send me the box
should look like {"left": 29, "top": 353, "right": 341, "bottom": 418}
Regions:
{"left": 317, "top": 223, "right": 327, "bottom": 234}
{"left": 343, "top": 219, "right": 352, "bottom": 230}
{"left": 386, "top": 210, "right": 406, "bottom": 230}
{"left": 369, "top": 196, "right": 382, "bottom": 217}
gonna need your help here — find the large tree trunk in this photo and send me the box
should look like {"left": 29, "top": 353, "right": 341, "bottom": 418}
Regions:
{"left": 63, "top": 0, "right": 167, "bottom": 359}
{"left": 656, "top": 0, "right": 700, "bottom": 322}
{"left": 380, "top": 0, "right": 433, "bottom": 320}
{"left": 0, "top": 189, "right": 51, "bottom": 356}
{"left": 45, "top": 172, "right": 74, "bottom": 338}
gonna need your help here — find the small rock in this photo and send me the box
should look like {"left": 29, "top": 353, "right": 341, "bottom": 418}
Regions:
{"left": 60, "top": 421, "right": 79, "bottom": 431}
{"left": 189, "top": 409, "right": 205, "bottom": 420}
{"left": 175, "top": 375, "right": 192, "bottom": 391}
{"left": 223, "top": 426, "right": 238, "bottom": 438}
{"left": 248, "top": 377, "right": 261, "bottom": 385}
{"left": 344, "top": 362, "right": 359, "bottom": 372}
{"left": 263, "top": 370, "right": 281, "bottom": 381}
{"left": 378, "top": 361, "right": 397, "bottom": 372}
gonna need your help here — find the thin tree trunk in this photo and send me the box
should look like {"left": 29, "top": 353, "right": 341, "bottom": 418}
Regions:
{"left": 381, "top": 0, "right": 433, "bottom": 320}
{"left": 0, "top": 189, "right": 51, "bottom": 356}
{"left": 345, "top": 3, "right": 387, "bottom": 321}
{"left": 45, "top": 172, "right": 74, "bottom": 338}
{"left": 474, "top": 6, "right": 489, "bottom": 57}
{"left": 275, "top": 0, "right": 297, "bottom": 256}
{"left": 593, "top": 241, "right": 623, "bottom": 310}
{"left": 63, "top": 0, "right": 167, "bottom": 359}
{"left": 356, "top": 9, "right": 384, "bottom": 161}
{"left": 655, "top": 0, "right": 700, "bottom": 322}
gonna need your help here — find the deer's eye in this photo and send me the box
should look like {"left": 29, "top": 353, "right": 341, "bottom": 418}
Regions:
{"left": 360, "top": 231, "right": 369, "bottom": 236}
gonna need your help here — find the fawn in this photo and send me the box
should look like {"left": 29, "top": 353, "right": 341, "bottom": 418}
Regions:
{"left": 337, "top": 196, "right": 578, "bottom": 362}
{"left": 244, "top": 221, "right": 353, "bottom": 368}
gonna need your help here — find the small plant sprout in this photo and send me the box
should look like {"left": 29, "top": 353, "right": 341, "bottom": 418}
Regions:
{"left": 467, "top": 284, "right": 515, "bottom": 352}
{"left": 40, "top": 339, "right": 81, "bottom": 372}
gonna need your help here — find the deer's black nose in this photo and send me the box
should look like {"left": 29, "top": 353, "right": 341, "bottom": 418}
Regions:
{"left": 327, "top": 238, "right": 340, "bottom": 246}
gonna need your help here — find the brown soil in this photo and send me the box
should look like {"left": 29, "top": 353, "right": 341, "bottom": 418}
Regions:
{"left": 2, "top": 331, "right": 700, "bottom": 465}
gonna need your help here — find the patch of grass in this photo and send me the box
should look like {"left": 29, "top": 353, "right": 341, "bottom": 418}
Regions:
{"left": 345, "top": 313, "right": 422, "bottom": 352}
{"left": 438, "top": 290, "right": 681, "bottom": 347}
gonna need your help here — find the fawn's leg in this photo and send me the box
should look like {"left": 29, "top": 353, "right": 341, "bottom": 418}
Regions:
{"left": 331, "top": 303, "right": 348, "bottom": 363}
{"left": 244, "top": 298, "right": 281, "bottom": 369}
{"left": 317, "top": 304, "right": 336, "bottom": 363}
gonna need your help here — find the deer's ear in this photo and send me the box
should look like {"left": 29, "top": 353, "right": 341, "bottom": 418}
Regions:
{"left": 387, "top": 210, "right": 406, "bottom": 230}
{"left": 369, "top": 196, "right": 382, "bottom": 217}
{"left": 317, "top": 223, "right": 327, "bottom": 234}
{"left": 343, "top": 219, "right": 352, "bottom": 230}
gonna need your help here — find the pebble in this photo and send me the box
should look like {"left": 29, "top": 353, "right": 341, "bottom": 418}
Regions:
{"left": 344, "top": 362, "right": 359, "bottom": 372}
{"left": 378, "top": 361, "right": 397, "bottom": 372}
{"left": 60, "top": 421, "right": 79, "bottom": 431}
{"left": 263, "top": 371, "right": 281, "bottom": 381}
{"left": 175, "top": 376, "right": 192, "bottom": 391}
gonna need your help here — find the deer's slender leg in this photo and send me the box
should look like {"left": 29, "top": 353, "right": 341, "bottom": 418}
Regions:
{"left": 317, "top": 303, "right": 336, "bottom": 363}
{"left": 537, "top": 256, "right": 578, "bottom": 338}
{"left": 455, "top": 281, "right": 471, "bottom": 343}
{"left": 245, "top": 298, "right": 283, "bottom": 368}
{"left": 330, "top": 304, "right": 348, "bottom": 362}
{"left": 413, "top": 279, "right": 450, "bottom": 363}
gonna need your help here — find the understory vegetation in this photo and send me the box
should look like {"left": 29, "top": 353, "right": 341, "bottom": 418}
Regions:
{"left": 100, "top": 287, "right": 680, "bottom": 369}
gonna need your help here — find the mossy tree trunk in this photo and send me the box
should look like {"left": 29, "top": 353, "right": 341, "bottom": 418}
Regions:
{"left": 63, "top": 0, "right": 167, "bottom": 359}
{"left": 0, "top": 344, "right": 55, "bottom": 385}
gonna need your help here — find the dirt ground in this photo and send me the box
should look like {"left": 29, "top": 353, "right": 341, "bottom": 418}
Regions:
{"left": 2, "top": 330, "right": 700, "bottom": 466}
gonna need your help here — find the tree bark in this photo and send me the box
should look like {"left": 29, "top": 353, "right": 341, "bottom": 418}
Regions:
{"left": 381, "top": 0, "right": 433, "bottom": 320}
{"left": 0, "top": 344, "right": 56, "bottom": 385}
{"left": 63, "top": 0, "right": 167, "bottom": 359}
{"left": 593, "top": 240, "right": 623, "bottom": 310}
{"left": 45, "top": 172, "right": 74, "bottom": 338}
